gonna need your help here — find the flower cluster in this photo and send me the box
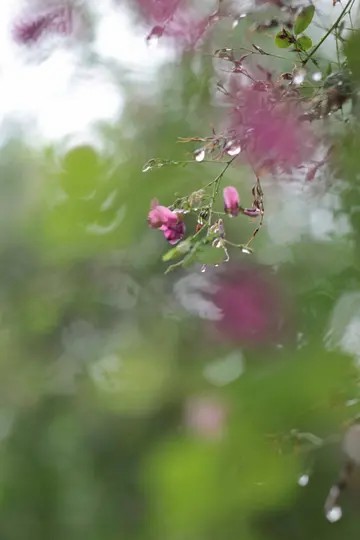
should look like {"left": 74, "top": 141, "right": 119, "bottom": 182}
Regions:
{"left": 147, "top": 180, "right": 264, "bottom": 273}
{"left": 140, "top": 0, "right": 353, "bottom": 272}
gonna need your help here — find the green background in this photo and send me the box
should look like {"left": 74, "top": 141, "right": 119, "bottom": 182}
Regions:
{"left": 1, "top": 2, "right": 360, "bottom": 538}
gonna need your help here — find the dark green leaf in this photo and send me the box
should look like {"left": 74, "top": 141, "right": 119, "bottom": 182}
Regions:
{"left": 294, "top": 5, "right": 315, "bottom": 35}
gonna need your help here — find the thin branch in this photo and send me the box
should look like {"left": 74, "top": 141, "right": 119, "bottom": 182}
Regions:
{"left": 303, "top": 0, "right": 354, "bottom": 66}
{"left": 207, "top": 156, "right": 237, "bottom": 227}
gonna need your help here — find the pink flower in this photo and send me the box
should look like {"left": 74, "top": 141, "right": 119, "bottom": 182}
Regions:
{"left": 161, "top": 220, "right": 185, "bottom": 244}
{"left": 147, "top": 200, "right": 178, "bottom": 229}
{"left": 223, "top": 186, "right": 240, "bottom": 217}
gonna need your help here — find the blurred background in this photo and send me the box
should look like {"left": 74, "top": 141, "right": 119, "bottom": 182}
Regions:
{"left": 0, "top": 0, "right": 360, "bottom": 538}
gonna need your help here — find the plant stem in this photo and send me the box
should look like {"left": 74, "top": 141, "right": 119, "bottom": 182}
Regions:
{"left": 303, "top": 0, "right": 353, "bottom": 66}
{"left": 206, "top": 156, "right": 237, "bottom": 227}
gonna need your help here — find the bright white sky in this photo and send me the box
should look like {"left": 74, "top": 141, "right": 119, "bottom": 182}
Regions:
{"left": 0, "top": 0, "right": 353, "bottom": 148}
{"left": 0, "top": 0, "right": 171, "bottom": 147}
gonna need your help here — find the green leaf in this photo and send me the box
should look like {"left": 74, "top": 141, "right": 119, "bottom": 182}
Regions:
{"left": 195, "top": 246, "right": 225, "bottom": 265}
{"left": 297, "top": 35, "right": 313, "bottom": 51}
{"left": 294, "top": 5, "right": 315, "bottom": 35}
{"left": 162, "top": 239, "right": 192, "bottom": 262}
{"left": 275, "top": 29, "right": 293, "bottom": 48}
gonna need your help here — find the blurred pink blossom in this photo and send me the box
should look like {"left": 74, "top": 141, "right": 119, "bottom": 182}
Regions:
{"left": 137, "top": 0, "right": 182, "bottom": 24}
{"left": 12, "top": 4, "right": 72, "bottom": 45}
{"left": 160, "top": 7, "right": 219, "bottom": 48}
{"left": 223, "top": 186, "right": 240, "bottom": 217}
{"left": 211, "top": 265, "right": 293, "bottom": 347}
{"left": 225, "top": 80, "right": 314, "bottom": 172}
{"left": 136, "top": 0, "right": 220, "bottom": 49}
{"left": 185, "top": 396, "right": 227, "bottom": 440}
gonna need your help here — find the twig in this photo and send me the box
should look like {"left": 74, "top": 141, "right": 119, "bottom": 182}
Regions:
{"left": 303, "top": 0, "right": 354, "bottom": 66}
{"left": 206, "top": 156, "right": 237, "bottom": 226}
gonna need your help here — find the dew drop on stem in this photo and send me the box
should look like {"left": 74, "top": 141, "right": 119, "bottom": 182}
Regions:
{"left": 226, "top": 142, "right": 241, "bottom": 156}
{"left": 326, "top": 506, "right": 342, "bottom": 523}
{"left": 194, "top": 148, "right": 206, "bottom": 162}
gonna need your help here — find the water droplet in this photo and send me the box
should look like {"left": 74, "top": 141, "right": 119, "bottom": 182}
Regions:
{"left": 298, "top": 474, "right": 309, "bottom": 487}
{"left": 194, "top": 148, "right": 206, "bottom": 162}
{"left": 326, "top": 506, "right": 342, "bottom": 523}
{"left": 293, "top": 68, "right": 306, "bottom": 86}
{"left": 312, "top": 71, "right": 322, "bottom": 82}
{"left": 226, "top": 141, "right": 241, "bottom": 156}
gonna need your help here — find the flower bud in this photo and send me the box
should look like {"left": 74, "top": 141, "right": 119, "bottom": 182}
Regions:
{"left": 242, "top": 207, "right": 261, "bottom": 218}
{"left": 223, "top": 186, "right": 240, "bottom": 217}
